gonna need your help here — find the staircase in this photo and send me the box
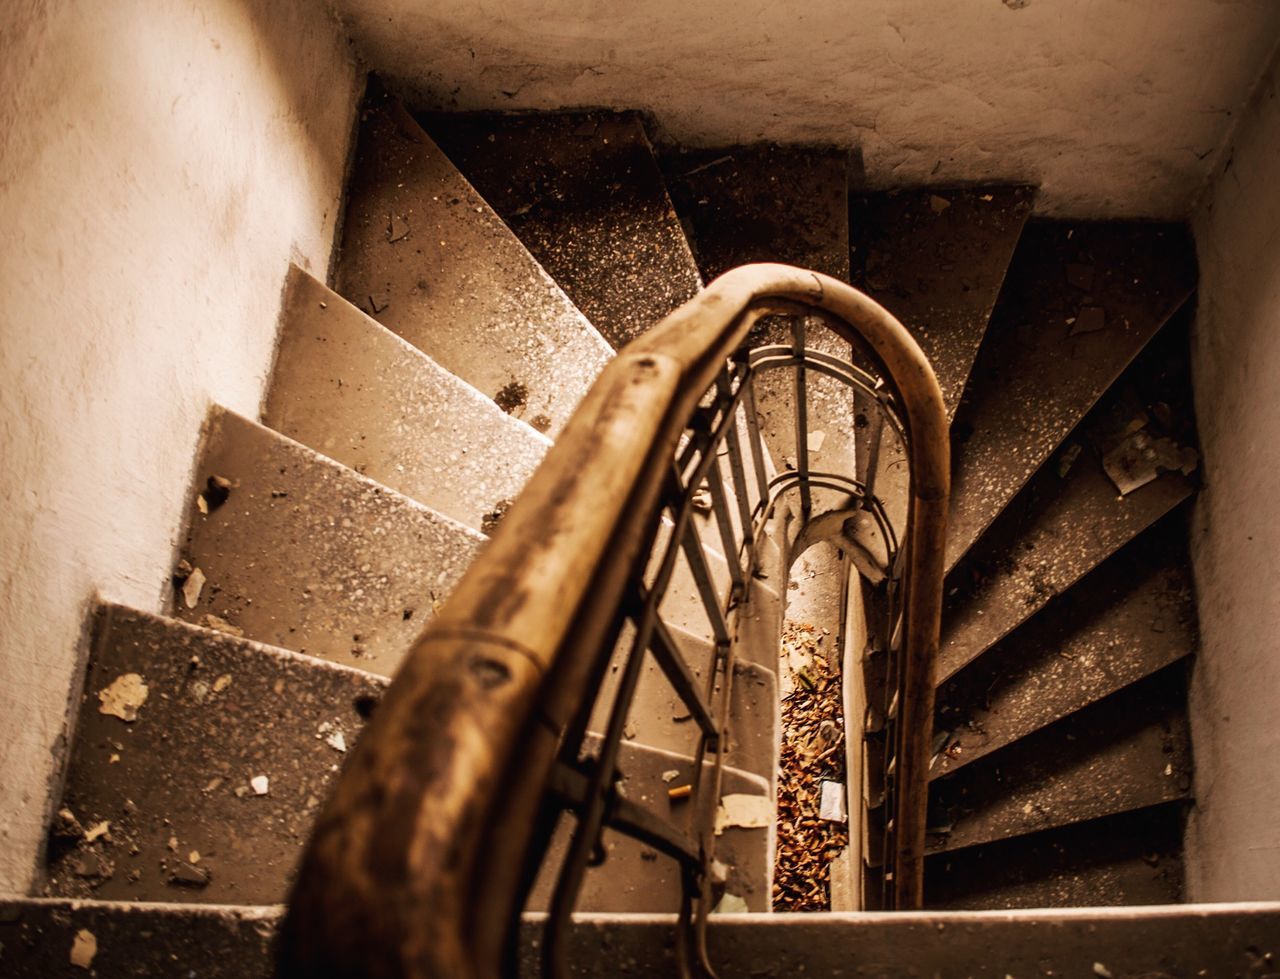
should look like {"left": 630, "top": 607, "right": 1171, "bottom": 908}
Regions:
{"left": 4, "top": 78, "right": 1279, "bottom": 977}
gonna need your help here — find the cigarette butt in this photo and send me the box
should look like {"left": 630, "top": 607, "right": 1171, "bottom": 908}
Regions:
{"left": 668, "top": 784, "right": 692, "bottom": 800}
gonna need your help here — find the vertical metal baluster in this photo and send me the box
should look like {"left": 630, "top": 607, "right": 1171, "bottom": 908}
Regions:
{"left": 792, "top": 319, "right": 812, "bottom": 517}
{"left": 741, "top": 371, "right": 770, "bottom": 509}
{"left": 860, "top": 385, "right": 886, "bottom": 500}
{"left": 680, "top": 523, "right": 732, "bottom": 649}
{"left": 714, "top": 370, "right": 754, "bottom": 543}
{"left": 704, "top": 458, "right": 744, "bottom": 604}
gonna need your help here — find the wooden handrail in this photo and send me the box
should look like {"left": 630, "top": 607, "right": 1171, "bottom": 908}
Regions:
{"left": 275, "top": 264, "right": 948, "bottom": 978}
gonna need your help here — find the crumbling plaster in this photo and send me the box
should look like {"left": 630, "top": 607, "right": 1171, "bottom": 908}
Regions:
{"left": 0, "top": 0, "right": 359, "bottom": 892}
{"left": 330, "top": 0, "right": 1280, "bottom": 217}
{"left": 1187, "top": 45, "right": 1280, "bottom": 902}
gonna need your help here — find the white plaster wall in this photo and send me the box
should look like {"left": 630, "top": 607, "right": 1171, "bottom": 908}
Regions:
{"left": 0, "top": 0, "right": 358, "bottom": 892}
{"left": 330, "top": 0, "right": 1280, "bottom": 217}
{"left": 1186, "top": 47, "right": 1280, "bottom": 901}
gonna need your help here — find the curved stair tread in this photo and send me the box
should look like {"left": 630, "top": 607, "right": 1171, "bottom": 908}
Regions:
{"left": 0, "top": 899, "right": 281, "bottom": 978}
{"left": 926, "top": 803, "right": 1186, "bottom": 910}
{"left": 849, "top": 186, "right": 1036, "bottom": 420}
{"left": 935, "top": 533, "right": 1196, "bottom": 777}
{"left": 939, "top": 432, "right": 1194, "bottom": 683}
{"left": 44, "top": 605, "right": 385, "bottom": 907}
{"left": 422, "top": 110, "right": 702, "bottom": 350}
{"left": 945, "top": 220, "right": 1196, "bottom": 571}
{"left": 662, "top": 143, "right": 855, "bottom": 478}
{"left": 528, "top": 740, "right": 773, "bottom": 913}
{"left": 517, "top": 903, "right": 1280, "bottom": 978}
{"left": 333, "top": 87, "right": 613, "bottom": 436}
{"left": 592, "top": 620, "right": 779, "bottom": 782}
{"left": 175, "top": 407, "right": 483, "bottom": 675}
{"left": 926, "top": 668, "right": 1192, "bottom": 855}
{"left": 266, "top": 265, "right": 551, "bottom": 533}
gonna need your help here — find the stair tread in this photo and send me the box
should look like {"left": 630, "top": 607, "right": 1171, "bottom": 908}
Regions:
{"left": 940, "top": 404, "right": 1195, "bottom": 682}
{"left": 850, "top": 186, "right": 1035, "bottom": 420}
{"left": 945, "top": 221, "right": 1195, "bottom": 571}
{"left": 423, "top": 110, "right": 702, "bottom": 349}
{"left": 1, "top": 899, "right": 280, "bottom": 978}
{"left": 936, "top": 531, "right": 1197, "bottom": 776}
{"left": 928, "top": 669, "right": 1191, "bottom": 854}
{"left": 266, "top": 266, "right": 550, "bottom": 533}
{"left": 662, "top": 144, "right": 855, "bottom": 476}
{"left": 594, "top": 622, "right": 779, "bottom": 781}
{"left": 11, "top": 899, "right": 1279, "bottom": 979}
{"left": 927, "top": 803, "right": 1185, "bottom": 910}
{"left": 175, "top": 407, "right": 483, "bottom": 674}
{"left": 529, "top": 740, "right": 772, "bottom": 913}
{"left": 334, "top": 89, "right": 612, "bottom": 436}
{"left": 45, "top": 605, "right": 384, "bottom": 906}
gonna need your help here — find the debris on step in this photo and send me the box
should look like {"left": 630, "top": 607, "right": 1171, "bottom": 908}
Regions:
{"left": 1102, "top": 428, "right": 1199, "bottom": 496}
{"left": 1069, "top": 305, "right": 1107, "bottom": 336}
{"left": 200, "top": 474, "right": 234, "bottom": 512}
{"left": 714, "top": 793, "right": 772, "bottom": 834}
{"left": 712, "top": 892, "right": 749, "bottom": 914}
{"left": 386, "top": 212, "right": 410, "bottom": 243}
{"left": 929, "top": 194, "right": 951, "bottom": 214}
{"left": 168, "top": 861, "right": 211, "bottom": 888}
{"left": 202, "top": 614, "right": 244, "bottom": 638}
{"left": 250, "top": 775, "right": 269, "bottom": 796}
{"left": 69, "top": 928, "right": 97, "bottom": 969}
{"left": 97, "top": 673, "right": 148, "bottom": 722}
{"left": 494, "top": 380, "right": 529, "bottom": 415}
{"left": 181, "top": 567, "right": 206, "bottom": 609}
{"left": 83, "top": 820, "right": 110, "bottom": 843}
{"left": 775, "top": 648, "right": 849, "bottom": 912}
{"left": 481, "top": 498, "right": 513, "bottom": 535}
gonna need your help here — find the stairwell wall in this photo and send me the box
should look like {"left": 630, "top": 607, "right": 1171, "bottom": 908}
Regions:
{"left": 0, "top": 0, "right": 359, "bottom": 892}
{"left": 1187, "top": 42, "right": 1280, "bottom": 902}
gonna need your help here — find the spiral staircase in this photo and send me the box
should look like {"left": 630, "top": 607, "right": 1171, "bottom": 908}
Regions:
{"left": 3, "top": 78, "right": 1278, "bottom": 977}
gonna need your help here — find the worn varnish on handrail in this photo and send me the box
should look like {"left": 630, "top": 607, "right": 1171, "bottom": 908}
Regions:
{"left": 276, "top": 264, "right": 948, "bottom": 979}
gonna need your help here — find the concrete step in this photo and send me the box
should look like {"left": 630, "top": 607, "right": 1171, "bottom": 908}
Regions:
{"left": 528, "top": 740, "right": 773, "bottom": 912}
{"left": 849, "top": 186, "right": 1035, "bottom": 420}
{"left": 44, "top": 604, "right": 385, "bottom": 906}
{"left": 333, "top": 86, "right": 613, "bottom": 437}
{"left": 945, "top": 220, "right": 1196, "bottom": 571}
{"left": 0, "top": 899, "right": 279, "bottom": 978}
{"left": 173, "top": 406, "right": 483, "bottom": 675}
{"left": 422, "top": 110, "right": 702, "bottom": 349}
{"left": 10, "top": 898, "right": 1278, "bottom": 978}
{"left": 939, "top": 350, "right": 1197, "bottom": 681}
{"left": 593, "top": 622, "right": 779, "bottom": 783}
{"left": 926, "top": 802, "right": 1187, "bottom": 910}
{"left": 927, "top": 668, "right": 1192, "bottom": 855}
{"left": 516, "top": 903, "right": 1280, "bottom": 978}
{"left": 264, "top": 265, "right": 550, "bottom": 534}
{"left": 935, "top": 530, "right": 1197, "bottom": 777}
{"left": 662, "top": 144, "right": 856, "bottom": 499}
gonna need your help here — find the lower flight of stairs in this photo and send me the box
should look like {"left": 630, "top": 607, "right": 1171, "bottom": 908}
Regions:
{"left": 6, "top": 76, "right": 1279, "bottom": 975}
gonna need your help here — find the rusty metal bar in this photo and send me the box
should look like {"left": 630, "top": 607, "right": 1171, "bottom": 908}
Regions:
{"left": 791, "top": 319, "right": 813, "bottom": 517}
{"left": 277, "top": 265, "right": 948, "bottom": 979}
{"left": 740, "top": 375, "right": 770, "bottom": 510}
{"left": 647, "top": 610, "right": 718, "bottom": 742}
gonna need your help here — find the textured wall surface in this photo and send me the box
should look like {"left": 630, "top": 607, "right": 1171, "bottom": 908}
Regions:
{"left": 331, "top": 0, "right": 1280, "bottom": 217}
{"left": 0, "top": 0, "right": 358, "bottom": 892}
{"left": 1187, "top": 48, "right": 1280, "bottom": 901}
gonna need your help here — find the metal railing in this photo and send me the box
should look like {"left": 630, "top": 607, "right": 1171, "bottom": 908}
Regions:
{"left": 276, "top": 264, "right": 949, "bottom": 979}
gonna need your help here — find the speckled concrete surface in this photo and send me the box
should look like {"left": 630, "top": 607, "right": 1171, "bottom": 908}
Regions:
{"left": 528, "top": 738, "right": 773, "bottom": 913}
{"left": 0, "top": 899, "right": 281, "bottom": 978}
{"left": 423, "top": 110, "right": 703, "bottom": 350}
{"left": 173, "top": 407, "right": 483, "bottom": 675}
{"left": 849, "top": 186, "right": 1036, "bottom": 419}
{"left": 44, "top": 605, "right": 385, "bottom": 906}
{"left": 946, "top": 221, "right": 1195, "bottom": 571}
{"left": 927, "top": 803, "right": 1186, "bottom": 910}
{"left": 334, "top": 88, "right": 613, "bottom": 435}
{"left": 937, "top": 533, "right": 1196, "bottom": 776}
{"left": 928, "top": 668, "right": 1191, "bottom": 854}
{"left": 266, "top": 266, "right": 551, "bottom": 533}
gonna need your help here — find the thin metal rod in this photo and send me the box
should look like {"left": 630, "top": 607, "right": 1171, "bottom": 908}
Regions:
{"left": 646, "top": 609, "right": 718, "bottom": 741}
{"left": 791, "top": 319, "right": 812, "bottom": 516}
{"left": 704, "top": 457, "right": 745, "bottom": 601}
{"left": 740, "top": 375, "right": 770, "bottom": 510}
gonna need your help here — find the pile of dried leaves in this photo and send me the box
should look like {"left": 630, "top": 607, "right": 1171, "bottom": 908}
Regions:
{"left": 773, "top": 623, "right": 849, "bottom": 912}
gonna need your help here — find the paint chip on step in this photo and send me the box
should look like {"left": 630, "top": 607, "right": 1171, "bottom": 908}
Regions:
{"left": 182, "top": 567, "right": 206, "bottom": 608}
{"left": 250, "top": 775, "right": 270, "bottom": 796}
{"left": 98, "top": 673, "right": 148, "bottom": 722}
{"left": 714, "top": 793, "right": 772, "bottom": 835}
{"left": 69, "top": 929, "right": 97, "bottom": 969}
